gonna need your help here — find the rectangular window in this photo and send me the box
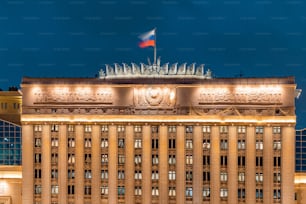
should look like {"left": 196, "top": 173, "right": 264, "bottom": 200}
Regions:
{"left": 35, "top": 169, "right": 42, "bottom": 179}
{"left": 68, "top": 125, "right": 74, "bottom": 132}
{"left": 186, "top": 171, "right": 193, "bottom": 181}
{"left": 134, "top": 125, "right": 142, "bottom": 133}
{"left": 152, "top": 171, "right": 159, "bottom": 180}
{"left": 256, "top": 173, "right": 264, "bottom": 183}
{"left": 186, "top": 187, "right": 193, "bottom": 197}
{"left": 68, "top": 138, "right": 75, "bottom": 148}
{"left": 238, "top": 126, "right": 246, "bottom": 133}
{"left": 35, "top": 138, "right": 42, "bottom": 147}
{"left": 35, "top": 185, "right": 42, "bottom": 194}
{"left": 273, "top": 189, "right": 281, "bottom": 199}
{"left": 101, "top": 170, "right": 108, "bottom": 179}
{"left": 220, "top": 172, "right": 228, "bottom": 182}
{"left": 168, "top": 171, "right": 176, "bottom": 180}
{"left": 151, "top": 126, "right": 159, "bottom": 133}
{"left": 84, "top": 186, "right": 91, "bottom": 195}
{"left": 118, "top": 170, "right": 125, "bottom": 180}
{"left": 152, "top": 155, "right": 159, "bottom": 165}
{"left": 203, "top": 126, "right": 211, "bottom": 133}
{"left": 152, "top": 139, "right": 159, "bottom": 149}
{"left": 203, "top": 155, "right": 210, "bottom": 165}
{"left": 51, "top": 153, "right": 58, "bottom": 164}
{"left": 118, "top": 154, "right": 125, "bottom": 164}
{"left": 68, "top": 154, "right": 75, "bottom": 164}
{"left": 221, "top": 156, "right": 227, "bottom": 166}
{"left": 274, "top": 172, "right": 281, "bottom": 183}
{"left": 169, "top": 187, "right": 176, "bottom": 196}
{"left": 85, "top": 125, "right": 92, "bottom": 133}
{"left": 256, "top": 126, "right": 264, "bottom": 134}
{"left": 51, "top": 185, "right": 59, "bottom": 194}
{"left": 273, "top": 127, "right": 281, "bottom": 134}
{"left": 117, "top": 125, "right": 125, "bottom": 132}
{"left": 134, "top": 139, "right": 142, "bottom": 148}
{"left": 220, "top": 139, "right": 228, "bottom": 150}
{"left": 169, "top": 139, "right": 176, "bottom": 149}
{"left": 186, "top": 139, "right": 193, "bottom": 149}
{"left": 34, "top": 125, "right": 42, "bottom": 132}
{"left": 101, "top": 125, "right": 108, "bottom": 132}
{"left": 203, "top": 171, "right": 210, "bottom": 182}
{"left": 35, "top": 153, "right": 42, "bottom": 163}
{"left": 85, "top": 170, "right": 92, "bottom": 179}
{"left": 186, "top": 155, "right": 193, "bottom": 165}
{"left": 203, "top": 187, "right": 210, "bottom": 198}
{"left": 238, "top": 188, "right": 246, "bottom": 199}
{"left": 274, "top": 157, "right": 281, "bottom": 167}
{"left": 101, "top": 154, "right": 108, "bottom": 164}
{"left": 168, "top": 155, "right": 176, "bottom": 165}
{"left": 237, "top": 140, "right": 245, "bottom": 150}
{"left": 256, "top": 140, "right": 263, "bottom": 150}
{"left": 101, "top": 186, "right": 108, "bottom": 195}
{"left": 220, "top": 126, "right": 228, "bottom": 133}
{"left": 168, "top": 126, "right": 176, "bottom": 133}
{"left": 68, "top": 169, "right": 75, "bottom": 179}
{"left": 51, "top": 169, "right": 58, "bottom": 179}
{"left": 101, "top": 138, "right": 108, "bottom": 148}
{"left": 118, "top": 138, "right": 125, "bottom": 148}
{"left": 203, "top": 139, "right": 210, "bottom": 149}
{"left": 85, "top": 154, "right": 91, "bottom": 163}
{"left": 134, "top": 155, "right": 142, "bottom": 165}
{"left": 152, "top": 187, "right": 159, "bottom": 196}
{"left": 51, "top": 124, "right": 59, "bottom": 132}
{"left": 256, "top": 157, "right": 263, "bottom": 166}
{"left": 68, "top": 185, "right": 75, "bottom": 195}
{"left": 51, "top": 138, "right": 59, "bottom": 147}
{"left": 135, "top": 171, "right": 142, "bottom": 180}
{"left": 220, "top": 188, "right": 228, "bottom": 198}
{"left": 135, "top": 186, "right": 142, "bottom": 196}
{"left": 256, "top": 189, "right": 263, "bottom": 199}
{"left": 84, "top": 138, "right": 91, "bottom": 148}
{"left": 186, "top": 126, "right": 193, "bottom": 133}
{"left": 273, "top": 140, "right": 281, "bottom": 150}
{"left": 238, "top": 172, "right": 245, "bottom": 182}
{"left": 238, "top": 156, "right": 246, "bottom": 166}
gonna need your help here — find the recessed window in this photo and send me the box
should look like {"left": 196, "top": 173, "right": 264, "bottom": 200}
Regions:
{"left": 202, "top": 126, "right": 211, "bottom": 133}
{"left": 134, "top": 139, "right": 142, "bottom": 148}
{"left": 168, "top": 171, "right": 176, "bottom": 180}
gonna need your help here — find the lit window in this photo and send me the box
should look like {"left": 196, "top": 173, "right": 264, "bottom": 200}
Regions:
{"left": 51, "top": 185, "right": 59, "bottom": 194}
{"left": 186, "top": 187, "right": 193, "bottom": 197}
{"left": 203, "top": 126, "right": 211, "bottom": 133}
{"left": 134, "top": 126, "right": 142, "bottom": 133}
{"left": 101, "top": 154, "right": 108, "bottom": 164}
{"left": 220, "top": 139, "right": 228, "bottom": 150}
{"left": 117, "top": 125, "right": 125, "bottom": 132}
{"left": 220, "top": 172, "right": 228, "bottom": 182}
{"left": 152, "top": 171, "right": 159, "bottom": 180}
{"left": 237, "top": 140, "right": 245, "bottom": 150}
{"left": 256, "top": 173, "right": 263, "bottom": 183}
{"left": 85, "top": 170, "right": 92, "bottom": 179}
{"left": 101, "top": 170, "right": 108, "bottom": 179}
{"left": 101, "top": 186, "right": 108, "bottom": 195}
{"left": 255, "top": 126, "right": 264, "bottom": 134}
{"left": 85, "top": 125, "right": 92, "bottom": 133}
{"left": 203, "top": 139, "right": 210, "bottom": 150}
{"left": 273, "top": 127, "right": 281, "bottom": 134}
{"left": 273, "top": 141, "right": 281, "bottom": 150}
{"left": 238, "top": 172, "right": 245, "bottom": 182}
{"left": 168, "top": 171, "right": 176, "bottom": 180}
{"left": 118, "top": 138, "right": 125, "bottom": 148}
{"left": 168, "top": 126, "right": 176, "bottom": 133}
{"left": 186, "top": 126, "right": 193, "bottom": 133}
{"left": 238, "top": 126, "right": 246, "bottom": 133}
{"left": 186, "top": 155, "right": 193, "bottom": 165}
{"left": 34, "top": 125, "right": 42, "bottom": 132}
{"left": 51, "top": 124, "right": 59, "bottom": 132}
{"left": 68, "top": 154, "right": 75, "bottom": 164}
{"left": 169, "top": 187, "right": 176, "bottom": 196}
{"left": 220, "top": 188, "right": 228, "bottom": 198}
{"left": 220, "top": 126, "right": 228, "bottom": 133}
{"left": 168, "top": 155, "right": 176, "bottom": 165}
{"left": 51, "top": 138, "right": 59, "bottom": 147}
{"left": 68, "top": 138, "right": 75, "bottom": 147}
{"left": 134, "top": 171, "right": 142, "bottom": 180}
{"left": 84, "top": 138, "right": 92, "bottom": 148}
{"left": 186, "top": 139, "right": 193, "bottom": 149}
{"left": 118, "top": 170, "right": 125, "bottom": 180}
{"left": 101, "top": 138, "right": 108, "bottom": 148}
{"left": 135, "top": 187, "right": 142, "bottom": 196}
{"left": 152, "top": 187, "right": 159, "bottom": 196}
{"left": 101, "top": 125, "right": 108, "bottom": 132}
{"left": 134, "top": 139, "right": 142, "bottom": 148}
{"left": 256, "top": 140, "right": 263, "bottom": 150}
{"left": 203, "top": 188, "right": 210, "bottom": 198}
{"left": 152, "top": 155, "right": 159, "bottom": 165}
{"left": 135, "top": 155, "right": 142, "bottom": 165}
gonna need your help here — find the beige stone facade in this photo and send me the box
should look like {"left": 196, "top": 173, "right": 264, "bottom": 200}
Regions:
{"left": 21, "top": 76, "right": 297, "bottom": 204}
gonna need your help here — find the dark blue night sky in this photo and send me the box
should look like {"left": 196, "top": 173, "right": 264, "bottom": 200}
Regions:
{"left": 0, "top": 0, "right": 305, "bottom": 128}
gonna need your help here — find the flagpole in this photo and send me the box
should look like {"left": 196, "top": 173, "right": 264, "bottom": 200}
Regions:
{"left": 154, "top": 28, "right": 157, "bottom": 65}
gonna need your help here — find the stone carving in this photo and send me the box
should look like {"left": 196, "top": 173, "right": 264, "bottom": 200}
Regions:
{"left": 134, "top": 87, "right": 176, "bottom": 107}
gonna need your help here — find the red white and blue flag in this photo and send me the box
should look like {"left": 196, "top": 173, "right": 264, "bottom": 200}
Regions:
{"left": 138, "top": 29, "right": 156, "bottom": 48}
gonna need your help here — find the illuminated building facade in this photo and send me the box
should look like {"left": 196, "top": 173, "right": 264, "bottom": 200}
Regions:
{"left": 21, "top": 63, "right": 297, "bottom": 204}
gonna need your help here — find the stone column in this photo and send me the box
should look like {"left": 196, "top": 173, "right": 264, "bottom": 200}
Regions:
{"left": 108, "top": 125, "right": 117, "bottom": 204}
{"left": 142, "top": 125, "right": 152, "bottom": 204}
{"left": 75, "top": 125, "right": 84, "bottom": 204}
{"left": 246, "top": 126, "right": 256, "bottom": 203}
{"left": 176, "top": 126, "right": 185, "bottom": 204}
{"left": 210, "top": 126, "right": 220, "bottom": 204}
{"left": 159, "top": 125, "right": 168, "bottom": 203}
{"left": 125, "top": 125, "right": 134, "bottom": 204}
{"left": 281, "top": 126, "right": 295, "bottom": 204}
{"left": 92, "top": 125, "right": 101, "bottom": 204}
{"left": 58, "top": 125, "right": 67, "bottom": 204}
{"left": 193, "top": 126, "right": 202, "bottom": 204}
{"left": 263, "top": 126, "right": 273, "bottom": 204}
{"left": 22, "top": 125, "right": 34, "bottom": 204}
{"left": 228, "top": 125, "right": 238, "bottom": 203}
{"left": 41, "top": 125, "right": 51, "bottom": 203}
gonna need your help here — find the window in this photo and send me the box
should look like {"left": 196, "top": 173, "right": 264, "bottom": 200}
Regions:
{"left": 118, "top": 186, "right": 125, "bottom": 196}
{"left": 35, "top": 153, "right": 42, "bottom": 163}
{"left": 118, "top": 154, "right": 125, "bottom": 164}
{"left": 152, "top": 187, "right": 159, "bottom": 196}
{"left": 238, "top": 188, "right": 246, "bottom": 199}
{"left": 203, "top": 171, "right": 210, "bottom": 182}
{"left": 274, "top": 172, "right": 281, "bottom": 183}
{"left": 84, "top": 186, "right": 91, "bottom": 195}
{"left": 68, "top": 185, "right": 75, "bottom": 195}
{"left": 186, "top": 187, "right": 193, "bottom": 197}
{"left": 51, "top": 185, "right": 59, "bottom": 194}
{"left": 152, "top": 126, "right": 159, "bottom": 133}
{"left": 238, "top": 140, "right": 245, "bottom": 150}
{"left": 256, "top": 157, "right": 263, "bottom": 166}
{"left": 85, "top": 170, "right": 92, "bottom": 179}
{"left": 202, "top": 126, "right": 211, "bottom": 133}
{"left": 256, "top": 140, "right": 263, "bottom": 150}
{"left": 118, "top": 170, "right": 125, "bottom": 180}
{"left": 203, "top": 188, "right": 210, "bottom": 198}
{"left": 68, "top": 169, "right": 75, "bottom": 179}
{"left": 118, "top": 138, "right": 125, "bottom": 148}
{"left": 34, "top": 125, "right": 42, "bottom": 132}
{"left": 273, "top": 140, "right": 281, "bottom": 150}
{"left": 35, "top": 138, "right": 42, "bottom": 147}
{"left": 51, "top": 124, "right": 59, "bottom": 132}
{"left": 256, "top": 189, "right": 263, "bottom": 199}
{"left": 152, "top": 171, "right": 159, "bottom": 180}
{"left": 186, "top": 126, "right": 193, "bottom": 133}
{"left": 101, "top": 138, "right": 108, "bottom": 148}
{"left": 134, "top": 139, "right": 142, "bottom": 148}
{"left": 256, "top": 126, "right": 264, "bottom": 134}
{"left": 220, "top": 126, "right": 228, "bottom": 133}
{"left": 203, "top": 155, "right": 210, "bottom": 165}
{"left": 85, "top": 154, "right": 91, "bottom": 163}
{"left": 238, "top": 172, "right": 245, "bottom": 182}
{"left": 220, "top": 172, "right": 228, "bottom": 182}
{"left": 117, "top": 125, "right": 125, "bottom": 132}
{"left": 186, "top": 171, "right": 193, "bottom": 181}
{"left": 169, "top": 139, "right": 176, "bottom": 149}
{"left": 203, "top": 139, "right": 210, "bottom": 149}
{"left": 168, "top": 126, "right": 176, "bottom": 133}
{"left": 220, "top": 188, "right": 228, "bottom": 198}
{"left": 101, "top": 170, "right": 108, "bottom": 179}
{"left": 35, "top": 185, "right": 42, "bottom": 194}
{"left": 168, "top": 171, "right": 176, "bottom": 180}
{"left": 101, "top": 186, "right": 108, "bottom": 195}
{"left": 274, "top": 157, "right": 281, "bottom": 167}
{"left": 152, "top": 155, "right": 159, "bottom": 165}
{"left": 84, "top": 138, "right": 91, "bottom": 148}
{"left": 238, "top": 126, "right": 246, "bottom": 133}
{"left": 152, "top": 139, "right": 159, "bottom": 149}
{"left": 85, "top": 125, "right": 92, "bottom": 132}
{"left": 51, "top": 138, "right": 59, "bottom": 147}
{"left": 68, "top": 154, "right": 75, "bottom": 164}
{"left": 68, "top": 125, "right": 74, "bottom": 132}
{"left": 273, "top": 126, "right": 281, "bottom": 134}
{"left": 51, "top": 153, "right": 58, "bottom": 164}
{"left": 134, "top": 155, "right": 142, "bottom": 165}
{"left": 35, "top": 169, "right": 42, "bottom": 179}
{"left": 256, "top": 173, "right": 263, "bottom": 183}
{"left": 51, "top": 169, "right": 58, "bottom": 179}
{"left": 134, "top": 126, "right": 142, "bottom": 133}
{"left": 101, "top": 125, "right": 108, "bottom": 132}
{"left": 101, "top": 154, "right": 108, "bottom": 164}
{"left": 186, "top": 139, "right": 193, "bottom": 149}
{"left": 68, "top": 138, "right": 75, "bottom": 148}
{"left": 135, "top": 186, "right": 142, "bottom": 196}
{"left": 169, "top": 187, "right": 176, "bottom": 196}
{"left": 273, "top": 189, "right": 281, "bottom": 199}
{"left": 238, "top": 156, "right": 245, "bottom": 166}
{"left": 186, "top": 155, "right": 193, "bottom": 165}
{"left": 221, "top": 156, "right": 227, "bottom": 166}
{"left": 220, "top": 139, "right": 228, "bottom": 150}
{"left": 168, "top": 155, "right": 176, "bottom": 165}
{"left": 135, "top": 171, "right": 142, "bottom": 180}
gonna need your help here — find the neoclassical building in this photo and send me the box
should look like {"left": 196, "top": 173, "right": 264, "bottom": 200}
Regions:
{"left": 21, "top": 63, "right": 298, "bottom": 204}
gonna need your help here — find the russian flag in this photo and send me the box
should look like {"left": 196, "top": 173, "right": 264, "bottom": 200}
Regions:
{"left": 138, "top": 29, "right": 155, "bottom": 48}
